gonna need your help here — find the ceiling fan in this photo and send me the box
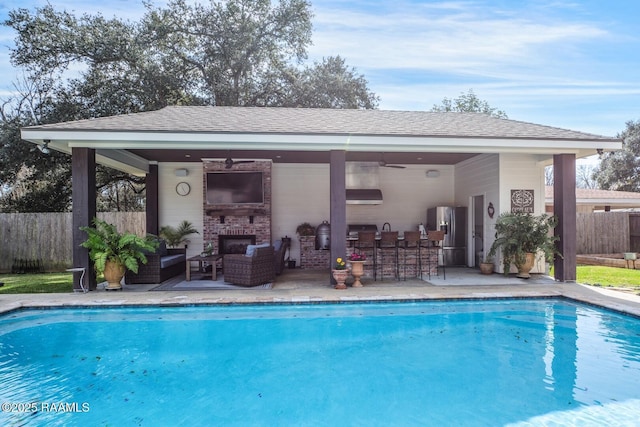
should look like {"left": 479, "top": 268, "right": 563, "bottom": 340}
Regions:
{"left": 378, "top": 154, "right": 405, "bottom": 169}
{"left": 224, "top": 157, "right": 255, "bottom": 169}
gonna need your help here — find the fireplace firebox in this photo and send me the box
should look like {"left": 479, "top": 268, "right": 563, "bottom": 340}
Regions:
{"left": 219, "top": 235, "right": 257, "bottom": 255}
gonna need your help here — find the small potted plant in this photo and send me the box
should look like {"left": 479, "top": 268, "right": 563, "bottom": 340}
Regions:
{"left": 488, "top": 212, "right": 560, "bottom": 278}
{"left": 296, "top": 222, "right": 316, "bottom": 236}
{"left": 80, "top": 218, "right": 158, "bottom": 290}
{"left": 332, "top": 257, "right": 349, "bottom": 289}
{"left": 479, "top": 255, "right": 494, "bottom": 275}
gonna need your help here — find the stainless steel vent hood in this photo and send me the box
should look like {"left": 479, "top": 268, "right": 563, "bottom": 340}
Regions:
{"left": 346, "top": 162, "right": 383, "bottom": 205}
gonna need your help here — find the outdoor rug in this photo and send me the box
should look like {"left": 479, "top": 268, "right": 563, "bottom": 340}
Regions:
{"left": 151, "top": 276, "right": 272, "bottom": 291}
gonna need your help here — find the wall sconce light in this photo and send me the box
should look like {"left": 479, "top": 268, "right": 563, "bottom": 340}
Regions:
{"left": 38, "top": 140, "right": 50, "bottom": 155}
{"left": 487, "top": 202, "right": 495, "bottom": 218}
{"left": 174, "top": 168, "right": 189, "bottom": 177}
{"left": 425, "top": 170, "right": 440, "bottom": 178}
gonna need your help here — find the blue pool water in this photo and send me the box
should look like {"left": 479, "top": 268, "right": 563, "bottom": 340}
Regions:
{"left": 1, "top": 299, "right": 639, "bottom": 426}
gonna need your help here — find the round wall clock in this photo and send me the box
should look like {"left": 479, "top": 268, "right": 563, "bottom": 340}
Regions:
{"left": 176, "top": 182, "right": 191, "bottom": 196}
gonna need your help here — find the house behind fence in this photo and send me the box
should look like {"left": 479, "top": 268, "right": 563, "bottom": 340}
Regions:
{"left": 0, "top": 212, "right": 145, "bottom": 273}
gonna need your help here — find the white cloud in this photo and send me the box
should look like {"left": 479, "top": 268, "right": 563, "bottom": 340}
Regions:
{"left": 309, "top": 2, "right": 609, "bottom": 77}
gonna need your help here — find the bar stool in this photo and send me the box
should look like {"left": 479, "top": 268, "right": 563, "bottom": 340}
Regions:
{"left": 423, "top": 230, "right": 446, "bottom": 279}
{"left": 356, "top": 231, "right": 377, "bottom": 281}
{"left": 378, "top": 231, "right": 399, "bottom": 280}
{"left": 398, "top": 231, "right": 420, "bottom": 280}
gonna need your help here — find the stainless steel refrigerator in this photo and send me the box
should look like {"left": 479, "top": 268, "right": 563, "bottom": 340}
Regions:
{"left": 426, "top": 206, "right": 467, "bottom": 266}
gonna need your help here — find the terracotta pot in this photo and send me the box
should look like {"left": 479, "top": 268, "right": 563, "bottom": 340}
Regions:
{"left": 479, "top": 262, "right": 494, "bottom": 275}
{"left": 516, "top": 253, "right": 535, "bottom": 279}
{"left": 332, "top": 269, "right": 349, "bottom": 289}
{"left": 103, "top": 260, "right": 126, "bottom": 291}
{"left": 350, "top": 261, "right": 365, "bottom": 287}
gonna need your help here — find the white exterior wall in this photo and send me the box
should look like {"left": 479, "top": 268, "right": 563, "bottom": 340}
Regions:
{"left": 271, "top": 164, "right": 330, "bottom": 263}
{"left": 496, "top": 153, "right": 548, "bottom": 274}
{"left": 454, "top": 154, "right": 500, "bottom": 267}
{"left": 158, "top": 162, "right": 204, "bottom": 258}
{"left": 271, "top": 163, "right": 455, "bottom": 263}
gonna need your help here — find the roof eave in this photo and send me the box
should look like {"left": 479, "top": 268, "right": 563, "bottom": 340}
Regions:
{"left": 20, "top": 129, "right": 623, "bottom": 154}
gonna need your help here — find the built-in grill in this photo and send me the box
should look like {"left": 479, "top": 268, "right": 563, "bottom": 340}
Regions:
{"left": 347, "top": 224, "right": 378, "bottom": 237}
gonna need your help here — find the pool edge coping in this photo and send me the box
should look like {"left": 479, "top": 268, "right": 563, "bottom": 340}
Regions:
{"left": 2, "top": 283, "right": 639, "bottom": 319}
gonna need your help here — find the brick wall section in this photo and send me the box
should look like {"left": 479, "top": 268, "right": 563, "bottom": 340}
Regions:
{"left": 300, "top": 236, "right": 330, "bottom": 269}
{"left": 202, "top": 161, "right": 272, "bottom": 253}
{"left": 300, "top": 236, "right": 438, "bottom": 278}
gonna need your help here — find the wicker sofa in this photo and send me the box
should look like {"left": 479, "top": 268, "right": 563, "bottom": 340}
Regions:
{"left": 223, "top": 245, "right": 275, "bottom": 287}
{"left": 124, "top": 241, "right": 186, "bottom": 284}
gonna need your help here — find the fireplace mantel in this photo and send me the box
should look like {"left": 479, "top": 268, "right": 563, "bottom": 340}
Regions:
{"left": 206, "top": 208, "right": 267, "bottom": 217}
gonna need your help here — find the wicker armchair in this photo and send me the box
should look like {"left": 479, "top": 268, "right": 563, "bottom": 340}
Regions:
{"left": 223, "top": 245, "right": 275, "bottom": 287}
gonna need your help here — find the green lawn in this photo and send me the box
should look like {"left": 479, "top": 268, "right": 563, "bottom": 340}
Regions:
{"left": 0, "top": 273, "right": 76, "bottom": 293}
{"left": 1, "top": 266, "right": 639, "bottom": 294}
{"left": 573, "top": 265, "right": 640, "bottom": 290}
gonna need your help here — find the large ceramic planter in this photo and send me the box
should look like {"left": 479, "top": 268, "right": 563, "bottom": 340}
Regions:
{"left": 350, "top": 261, "right": 365, "bottom": 287}
{"left": 103, "top": 260, "right": 126, "bottom": 291}
{"left": 332, "top": 269, "right": 349, "bottom": 290}
{"left": 515, "top": 252, "right": 535, "bottom": 279}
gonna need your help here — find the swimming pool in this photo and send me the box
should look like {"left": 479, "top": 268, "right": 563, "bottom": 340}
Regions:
{"left": 1, "top": 299, "right": 639, "bottom": 426}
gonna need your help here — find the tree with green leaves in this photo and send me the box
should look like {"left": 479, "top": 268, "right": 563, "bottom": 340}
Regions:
{"left": 594, "top": 120, "right": 640, "bottom": 192}
{"left": 431, "top": 89, "right": 508, "bottom": 119}
{"left": 1, "top": 0, "right": 378, "bottom": 212}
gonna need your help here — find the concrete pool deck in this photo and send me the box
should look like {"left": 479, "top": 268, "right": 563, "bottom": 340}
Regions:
{"left": 1, "top": 267, "right": 640, "bottom": 317}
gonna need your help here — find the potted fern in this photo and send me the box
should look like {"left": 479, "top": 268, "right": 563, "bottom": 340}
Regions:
{"left": 488, "top": 212, "right": 560, "bottom": 278}
{"left": 80, "top": 218, "right": 158, "bottom": 290}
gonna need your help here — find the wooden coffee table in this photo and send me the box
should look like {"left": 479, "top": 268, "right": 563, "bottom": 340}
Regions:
{"left": 186, "top": 254, "right": 223, "bottom": 281}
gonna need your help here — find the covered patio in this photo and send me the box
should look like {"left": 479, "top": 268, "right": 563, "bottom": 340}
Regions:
{"left": 20, "top": 107, "right": 621, "bottom": 290}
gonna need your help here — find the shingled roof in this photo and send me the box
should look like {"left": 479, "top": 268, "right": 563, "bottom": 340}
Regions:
{"left": 26, "top": 106, "right": 617, "bottom": 141}
{"left": 546, "top": 186, "right": 640, "bottom": 201}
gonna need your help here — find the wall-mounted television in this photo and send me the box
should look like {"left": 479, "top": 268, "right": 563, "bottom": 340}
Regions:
{"left": 206, "top": 172, "right": 264, "bottom": 205}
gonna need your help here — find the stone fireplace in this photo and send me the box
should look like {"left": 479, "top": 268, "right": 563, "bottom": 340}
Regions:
{"left": 218, "top": 235, "right": 257, "bottom": 254}
{"left": 202, "top": 160, "right": 272, "bottom": 254}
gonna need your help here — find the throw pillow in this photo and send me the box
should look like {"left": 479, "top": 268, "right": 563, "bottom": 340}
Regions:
{"left": 245, "top": 242, "right": 270, "bottom": 257}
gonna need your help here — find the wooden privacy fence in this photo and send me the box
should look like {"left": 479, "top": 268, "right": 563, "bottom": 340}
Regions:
{"left": 576, "top": 212, "right": 637, "bottom": 254}
{"left": 0, "top": 212, "right": 145, "bottom": 273}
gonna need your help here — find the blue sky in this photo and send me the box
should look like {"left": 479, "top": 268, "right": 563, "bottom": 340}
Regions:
{"left": 1, "top": 0, "right": 638, "bottom": 137}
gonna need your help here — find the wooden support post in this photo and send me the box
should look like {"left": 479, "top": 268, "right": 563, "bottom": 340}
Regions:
{"left": 330, "top": 150, "right": 347, "bottom": 285}
{"left": 146, "top": 163, "right": 159, "bottom": 236}
{"left": 72, "top": 147, "right": 97, "bottom": 291}
{"left": 553, "top": 154, "right": 577, "bottom": 282}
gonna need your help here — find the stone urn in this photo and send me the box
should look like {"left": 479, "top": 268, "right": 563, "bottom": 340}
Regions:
{"left": 103, "top": 260, "right": 126, "bottom": 291}
{"left": 332, "top": 269, "right": 349, "bottom": 290}
{"left": 350, "top": 261, "right": 365, "bottom": 287}
{"left": 515, "top": 253, "right": 536, "bottom": 279}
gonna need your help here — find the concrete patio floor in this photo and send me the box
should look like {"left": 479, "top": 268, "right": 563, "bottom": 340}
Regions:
{"left": 1, "top": 267, "right": 640, "bottom": 317}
